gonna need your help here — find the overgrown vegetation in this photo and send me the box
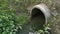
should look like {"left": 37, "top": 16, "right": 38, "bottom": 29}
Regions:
{"left": 0, "top": 0, "right": 59, "bottom": 34}
{"left": 0, "top": 0, "right": 22, "bottom": 34}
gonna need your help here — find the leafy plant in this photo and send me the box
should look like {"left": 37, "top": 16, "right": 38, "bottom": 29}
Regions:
{"left": 0, "top": 0, "right": 22, "bottom": 34}
{"left": 37, "top": 24, "right": 51, "bottom": 34}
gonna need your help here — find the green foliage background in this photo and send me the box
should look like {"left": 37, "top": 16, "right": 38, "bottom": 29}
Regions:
{"left": 0, "top": 0, "right": 60, "bottom": 34}
{"left": 0, "top": 0, "right": 30, "bottom": 34}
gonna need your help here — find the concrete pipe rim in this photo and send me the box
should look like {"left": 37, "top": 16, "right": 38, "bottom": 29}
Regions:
{"left": 30, "top": 3, "right": 51, "bottom": 26}
{"left": 30, "top": 8, "right": 47, "bottom": 26}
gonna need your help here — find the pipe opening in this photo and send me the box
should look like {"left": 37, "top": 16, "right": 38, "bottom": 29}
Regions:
{"left": 31, "top": 8, "right": 45, "bottom": 31}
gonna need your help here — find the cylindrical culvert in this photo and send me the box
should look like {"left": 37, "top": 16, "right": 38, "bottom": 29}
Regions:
{"left": 30, "top": 3, "right": 51, "bottom": 31}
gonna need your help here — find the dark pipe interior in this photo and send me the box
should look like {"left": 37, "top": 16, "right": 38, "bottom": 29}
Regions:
{"left": 31, "top": 8, "right": 45, "bottom": 31}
